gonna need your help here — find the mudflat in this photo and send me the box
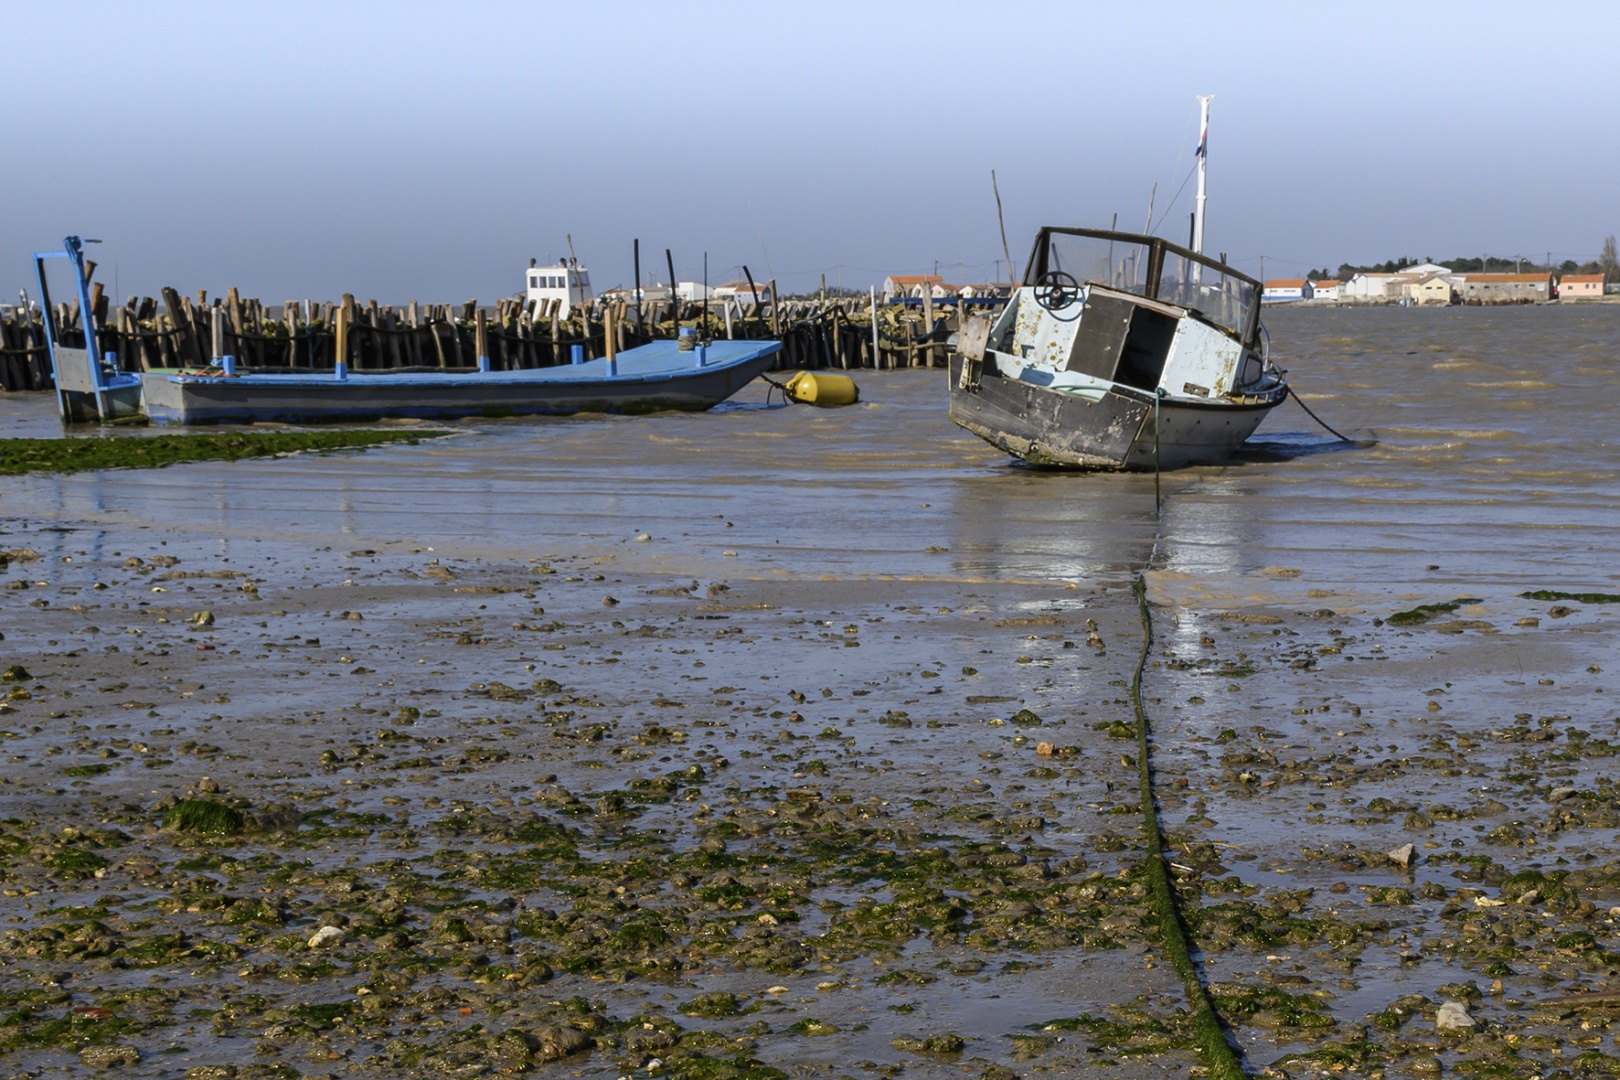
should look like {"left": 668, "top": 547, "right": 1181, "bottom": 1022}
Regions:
{"left": 2, "top": 304, "right": 1619, "bottom": 1078}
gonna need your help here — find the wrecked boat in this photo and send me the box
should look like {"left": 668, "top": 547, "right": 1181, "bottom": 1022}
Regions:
{"left": 949, "top": 225, "right": 1288, "bottom": 469}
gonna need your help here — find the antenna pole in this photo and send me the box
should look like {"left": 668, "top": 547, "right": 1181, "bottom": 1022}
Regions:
{"left": 992, "top": 169, "right": 1015, "bottom": 286}
{"left": 1193, "top": 95, "right": 1213, "bottom": 256}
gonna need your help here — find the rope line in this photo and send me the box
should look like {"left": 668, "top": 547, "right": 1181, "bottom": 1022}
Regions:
{"left": 1287, "top": 385, "right": 1352, "bottom": 442}
{"left": 1130, "top": 575, "right": 1248, "bottom": 1079}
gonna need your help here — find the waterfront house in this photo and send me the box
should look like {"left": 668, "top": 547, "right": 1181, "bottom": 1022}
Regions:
{"left": 1455, "top": 272, "right": 1552, "bottom": 303}
{"left": 712, "top": 280, "right": 772, "bottom": 307}
{"left": 1341, "top": 272, "right": 1410, "bottom": 302}
{"left": 1309, "top": 279, "right": 1342, "bottom": 301}
{"left": 1262, "top": 279, "right": 1313, "bottom": 303}
{"left": 882, "top": 274, "right": 943, "bottom": 302}
{"left": 1558, "top": 274, "right": 1604, "bottom": 300}
{"left": 1408, "top": 273, "right": 1457, "bottom": 305}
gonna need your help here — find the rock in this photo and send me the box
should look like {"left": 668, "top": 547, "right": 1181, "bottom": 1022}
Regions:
{"left": 534, "top": 1025, "right": 592, "bottom": 1060}
{"left": 191, "top": 610, "right": 215, "bottom": 626}
{"left": 1548, "top": 786, "right": 1578, "bottom": 803}
{"left": 185, "top": 1068, "right": 238, "bottom": 1080}
{"left": 80, "top": 1044, "right": 140, "bottom": 1068}
{"left": 307, "top": 925, "right": 346, "bottom": 949}
{"left": 1435, "top": 1000, "right": 1476, "bottom": 1033}
{"left": 1035, "top": 741, "right": 1054, "bottom": 757}
{"left": 196, "top": 776, "right": 220, "bottom": 793}
{"left": 1387, "top": 843, "right": 1416, "bottom": 869}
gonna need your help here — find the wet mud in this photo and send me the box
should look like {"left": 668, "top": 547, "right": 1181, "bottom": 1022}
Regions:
{"left": 1, "top": 304, "right": 1619, "bottom": 1078}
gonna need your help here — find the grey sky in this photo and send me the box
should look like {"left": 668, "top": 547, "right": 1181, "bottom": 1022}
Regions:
{"left": 5, "top": 1, "right": 1615, "bottom": 302}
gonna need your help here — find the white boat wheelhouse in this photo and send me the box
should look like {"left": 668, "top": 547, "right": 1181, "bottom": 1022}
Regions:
{"left": 983, "top": 227, "right": 1273, "bottom": 405}
{"left": 525, "top": 260, "right": 593, "bottom": 318}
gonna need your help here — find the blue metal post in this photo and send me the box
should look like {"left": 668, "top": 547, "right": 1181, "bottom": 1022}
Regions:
{"left": 61, "top": 237, "right": 104, "bottom": 391}
{"left": 570, "top": 344, "right": 584, "bottom": 365}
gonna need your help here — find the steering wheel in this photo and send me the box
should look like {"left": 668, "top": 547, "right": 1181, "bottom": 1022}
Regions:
{"left": 1033, "top": 270, "right": 1080, "bottom": 312}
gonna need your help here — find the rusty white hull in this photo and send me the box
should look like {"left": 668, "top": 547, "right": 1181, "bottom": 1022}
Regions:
{"left": 950, "top": 226, "right": 1288, "bottom": 471}
{"left": 949, "top": 355, "right": 1281, "bottom": 469}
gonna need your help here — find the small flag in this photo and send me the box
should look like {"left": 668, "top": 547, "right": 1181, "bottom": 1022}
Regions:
{"left": 1195, "top": 124, "right": 1207, "bottom": 159}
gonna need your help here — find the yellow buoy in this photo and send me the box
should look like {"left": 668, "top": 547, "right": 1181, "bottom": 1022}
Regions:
{"left": 783, "top": 370, "right": 860, "bottom": 407}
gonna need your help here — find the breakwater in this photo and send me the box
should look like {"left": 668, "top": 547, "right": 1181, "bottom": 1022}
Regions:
{"left": 0, "top": 285, "right": 987, "bottom": 392}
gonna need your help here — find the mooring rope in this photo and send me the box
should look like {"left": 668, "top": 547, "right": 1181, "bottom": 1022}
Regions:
{"left": 1287, "top": 385, "right": 1352, "bottom": 442}
{"left": 1130, "top": 574, "right": 1248, "bottom": 1079}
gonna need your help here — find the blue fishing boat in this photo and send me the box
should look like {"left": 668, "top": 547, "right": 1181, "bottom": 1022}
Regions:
{"left": 33, "top": 237, "right": 782, "bottom": 426}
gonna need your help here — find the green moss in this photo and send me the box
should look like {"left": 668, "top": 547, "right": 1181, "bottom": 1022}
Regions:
{"left": 679, "top": 992, "right": 743, "bottom": 1018}
{"left": 0, "top": 429, "right": 435, "bottom": 477}
{"left": 61, "top": 763, "right": 113, "bottom": 777}
{"left": 1387, "top": 597, "right": 1484, "bottom": 626}
{"left": 44, "top": 849, "right": 107, "bottom": 878}
{"left": 162, "top": 800, "right": 247, "bottom": 836}
{"left": 1521, "top": 590, "right": 1620, "bottom": 604}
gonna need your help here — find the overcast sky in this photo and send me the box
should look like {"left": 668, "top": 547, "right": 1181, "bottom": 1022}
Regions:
{"left": 4, "top": 1, "right": 1616, "bottom": 302}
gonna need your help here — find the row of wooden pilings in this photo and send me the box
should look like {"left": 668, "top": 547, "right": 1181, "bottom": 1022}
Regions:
{"left": 0, "top": 285, "right": 1003, "bottom": 393}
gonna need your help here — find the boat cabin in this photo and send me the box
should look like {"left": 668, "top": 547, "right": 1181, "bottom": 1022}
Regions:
{"left": 984, "top": 227, "right": 1267, "bottom": 402}
{"left": 525, "top": 260, "right": 592, "bottom": 318}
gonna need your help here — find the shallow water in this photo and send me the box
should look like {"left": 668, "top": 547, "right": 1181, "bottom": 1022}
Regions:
{"left": 4, "top": 304, "right": 1620, "bottom": 1076}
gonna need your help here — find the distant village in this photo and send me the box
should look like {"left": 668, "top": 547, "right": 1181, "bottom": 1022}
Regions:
{"left": 1263, "top": 263, "right": 1615, "bottom": 306}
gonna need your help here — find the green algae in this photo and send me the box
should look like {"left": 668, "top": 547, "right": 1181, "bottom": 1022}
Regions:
{"left": 162, "top": 800, "right": 247, "bottom": 836}
{"left": 1387, "top": 597, "right": 1484, "bottom": 626}
{"left": 0, "top": 429, "right": 436, "bottom": 477}
{"left": 1521, "top": 589, "right": 1620, "bottom": 604}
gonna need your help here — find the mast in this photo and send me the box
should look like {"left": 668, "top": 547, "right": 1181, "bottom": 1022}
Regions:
{"left": 1192, "top": 94, "right": 1213, "bottom": 256}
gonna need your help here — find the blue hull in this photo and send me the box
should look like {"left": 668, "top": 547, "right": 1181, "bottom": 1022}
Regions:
{"left": 139, "top": 340, "right": 782, "bottom": 425}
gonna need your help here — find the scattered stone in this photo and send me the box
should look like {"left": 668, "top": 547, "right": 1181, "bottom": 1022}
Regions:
{"left": 190, "top": 610, "right": 215, "bottom": 626}
{"left": 533, "top": 1025, "right": 592, "bottom": 1060}
{"left": 79, "top": 1044, "right": 140, "bottom": 1068}
{"left": 1035, "top": 741, "right": 1054, "bottom": 757}
{"left": 307, "top": 925, "right": 346, "bottom": 949}
{"left": 1387, "top": 843, "right": 1416, "bottom": 869}
{"left": 1434, "top": 1000, "right": 1476, "bottom": 1033}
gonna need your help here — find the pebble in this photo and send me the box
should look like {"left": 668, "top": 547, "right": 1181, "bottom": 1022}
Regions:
{"left": 307, "top": 925, "right": 346, "bottom": 949}
{"left": 1435, "top": 999, "right": 1476, "bottom": 1032}
{"left": 1387, "top": 843, "right": 1415, "bottom": 869}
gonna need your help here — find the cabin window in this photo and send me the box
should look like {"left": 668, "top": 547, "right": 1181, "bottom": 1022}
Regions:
{"left": 529, "top": 275, "right": 539, "bottom": 287}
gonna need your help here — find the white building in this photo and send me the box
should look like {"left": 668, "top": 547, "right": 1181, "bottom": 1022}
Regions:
{"left": 1309, "top": 279, "right": 1342, "bottom": 302}
{"left": 712, "top": 280, "right": 772, "bottom": 306}
{"left": 525, "top": 260, "right": 593, "bottom": 318}
{"left": 1340, "top": 272, "right": 1417, "bottom": 302}
{"left": 1262, "top": 279, "right": 1313, "bottom": 303}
